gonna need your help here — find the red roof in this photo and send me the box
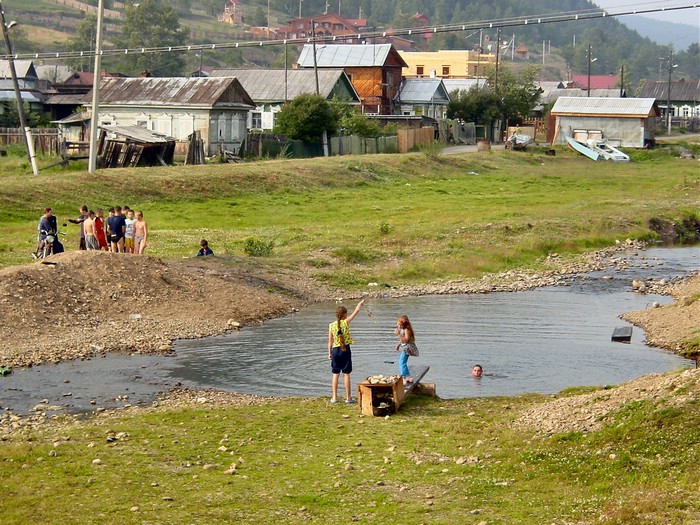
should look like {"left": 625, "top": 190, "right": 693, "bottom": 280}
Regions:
{"left": 572, "top": 74, "right": 619, "bottom": 90}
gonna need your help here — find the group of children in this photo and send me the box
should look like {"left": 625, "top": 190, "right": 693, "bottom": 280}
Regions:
{"left": 327, "top": 299, "right": 419, "bottom": 404}
{"left": 66, "top": 205, "right": 149, "bottom": 255}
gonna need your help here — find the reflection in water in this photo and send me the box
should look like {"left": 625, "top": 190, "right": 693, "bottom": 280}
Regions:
{"left": 169, "top": 247, "right": 697, "bottom": 399}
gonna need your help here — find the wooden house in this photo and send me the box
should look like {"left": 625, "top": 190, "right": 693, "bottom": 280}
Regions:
{"left": 639, "top": 78, "right": 700, "bottom": 126}
{"left": 295, "top": 43, "right": 407, "bottom": 115}
{"left": 278, "top": 13, "right": 367, "bottom": 43}
{"left": 210, "top": 68, "right": 360, "bottom": 131}
{"left": 395, "top": 78, "right": 450, "bottom": 119}
{"left": 83, "top": 77, "right": 254, "bottom": 156}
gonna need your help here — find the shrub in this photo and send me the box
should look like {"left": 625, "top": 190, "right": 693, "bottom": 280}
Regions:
{"left": 244, "top": 237, "right": 274, "bottom": 257}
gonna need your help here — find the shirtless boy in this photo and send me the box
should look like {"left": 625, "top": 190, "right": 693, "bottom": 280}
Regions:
{"left": 83, "top": 210, "right": 99, "bottom": 250}
{"left": 134, "top": 211, "right": 148, "bottom": 255}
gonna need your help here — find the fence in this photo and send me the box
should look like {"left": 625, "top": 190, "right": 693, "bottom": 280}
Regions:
{"left": 330, "top": 135, "right": 398, "bottom": 155}
{"left": 397, "top": 127, "right": 435, "bottom": 153}
{"left": 0, "top": 128, "right": 62, "bottom": 156}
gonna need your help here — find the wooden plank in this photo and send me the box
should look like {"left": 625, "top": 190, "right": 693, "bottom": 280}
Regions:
{"left": 404, "top": 365, "right": 430, "bottom": 396}
{"left": 612, "top": 326, "right": 633, "bottom": 343}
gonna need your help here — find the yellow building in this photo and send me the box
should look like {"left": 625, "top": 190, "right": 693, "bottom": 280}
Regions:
{"left": 398, "top": 50, "right": 496, "bottom": 79}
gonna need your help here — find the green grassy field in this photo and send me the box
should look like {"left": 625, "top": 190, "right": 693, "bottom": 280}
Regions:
{"left": 1, "top": 386, "right": 699, "bottom": 525}
{"left": 1, "top": 144, "right": 699, "bottom": 523}
{"left": 2, "top": 145, "right": 698, "bottom": 289}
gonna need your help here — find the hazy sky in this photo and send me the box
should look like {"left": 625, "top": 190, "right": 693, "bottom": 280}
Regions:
{"left": 594, "top": 0, "right": 700, "bottom": 26}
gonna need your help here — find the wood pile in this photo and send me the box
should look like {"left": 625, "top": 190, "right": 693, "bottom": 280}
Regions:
{"left": 185, "top": 131, "right": 206, "bottom": 165}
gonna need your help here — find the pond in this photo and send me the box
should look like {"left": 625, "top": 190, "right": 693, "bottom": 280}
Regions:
{"left": 0, "top": 246, "right": 696, "bottom": 415}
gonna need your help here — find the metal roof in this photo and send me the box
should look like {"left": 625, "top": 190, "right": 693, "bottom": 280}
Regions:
{"left": 441, "top": 78, "right": 489, "bottom": 94}
{"left": 0, "top": 60, "right": 37, "bottom": 79}
{"left": 638, "top": 79, "right": 700, "bottom": 103}
{"left": 396, "top": 78, "right": 450, "bottom": 104}
{"left": 89, "top": 77, "right": 255, "bottom": 108}
{"left": 550, "top": 97, "right": 657, "bottom": 117}
{"left": 297, "top": 43, "right": 402, "bottom": 67}
{"left": 209, "top": 68, "right": 359, "bottom": 103}
{"left": 100, "top": 125, "right": 174, "bottom": 143}
{"left": 0, "top": 89, "right": 43, "bottom": 103}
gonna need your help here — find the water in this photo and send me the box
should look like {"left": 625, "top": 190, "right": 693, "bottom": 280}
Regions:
{"left": 1, "top": 246, "right": 697, "bottom": 415}
{"left": 168, "top": 246, "right": 698, "bottom": 399}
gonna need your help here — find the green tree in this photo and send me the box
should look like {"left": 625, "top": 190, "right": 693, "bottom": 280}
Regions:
{"left": 446, "top": 87, "right": 500, "bottom": 125}
{"left": 486, "top": 64, "right": 541, "bottom": 125}
{"left": 275, "top": 94, "right": 338, "bottom": 143}
{"left": 115, "top": 0, "right": 188, "bottom": 76}
{"left": 65, "top": 13, "right": 98, "bottom": 72}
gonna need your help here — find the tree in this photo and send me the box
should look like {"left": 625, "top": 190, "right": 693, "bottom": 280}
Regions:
{"left": 446, "top": 87, "right": 500, "bottom": 125}
{"left": 115, "top": 0, "right": 188, "bottom": 77}
{"left": 485, "top": 64, "right": 541, "bottom": 125}
{"left": 65, "top": 14, "right": 98, "bottom": 72}
{"left": 275, "top": 94, "right": 339, "bottom": 143}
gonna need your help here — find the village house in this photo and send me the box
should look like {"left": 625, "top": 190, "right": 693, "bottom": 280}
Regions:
{"left": 639, "top": 78, "right": 700, "bottom": 127}
{"left": 295, "top": 43, "right": 406, "bottom": 115}
{"left": 571, "top": 74, "right": 619, "bottom": 91}
{"left": 395, "top": 78, "right": 450, "bottom": 119}
{"left": 278, "top": 13, "right": 367, "bottom": 43}
{"left": 398, "top": 49, "right": 496, "bottom": 79}
{"left": 209, "top": 68, "right": 360, "bottom": 131}
{"left": 82, "top": 76, "right": 254, "bottom": 156}
{"left": 550, "top": 97, "right": 658, "bottom": 148}
{"left": 0, "top": 60, "right": 45, "bottom": 118}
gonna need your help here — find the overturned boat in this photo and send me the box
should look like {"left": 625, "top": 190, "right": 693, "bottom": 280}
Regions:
{"left": 565, "top": 135, "right": 630, "bottom": 162}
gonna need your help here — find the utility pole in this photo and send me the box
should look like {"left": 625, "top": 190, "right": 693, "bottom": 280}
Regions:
{"left": 0, "top": 0, "right": 38, "bottom": 174}
{"left": 667, "top": 50, "right": 675, "bottom": 135}
{"left": 88, "top": 0, "right": 104, "bottom": 174}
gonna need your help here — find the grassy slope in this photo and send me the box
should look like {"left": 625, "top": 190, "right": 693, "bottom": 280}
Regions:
{"left": 1, "top": 146, "right": 698, "bottom": 288}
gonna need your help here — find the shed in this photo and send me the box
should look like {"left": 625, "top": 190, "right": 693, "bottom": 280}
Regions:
{"left": 210, "top": 68, "right": 360, "bottom": 131}
{"left": 84, "top": 77, "right": 254, "bottom": 156}
{"left": 395, "top": 78, "right": 450, "bottom": 119}
{"left": 551, "top": 97, "right": 658, "bottom": 148}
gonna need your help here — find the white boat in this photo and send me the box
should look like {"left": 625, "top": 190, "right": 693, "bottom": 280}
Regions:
{"left": 585, "top": 139, "right": 630, "bottom": 162}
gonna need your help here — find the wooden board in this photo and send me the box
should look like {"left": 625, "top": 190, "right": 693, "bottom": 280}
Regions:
{"left": 357, "top": 365, "right": 431, "bottom": 416}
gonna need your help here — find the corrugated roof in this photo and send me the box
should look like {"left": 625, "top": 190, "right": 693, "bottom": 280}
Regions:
{"left": 209, "top": 68, "right": 359, "bottom": 103}
{"left": 638, "top": 79, "right": 700, "bottom": 103}
{"left": 0, "top": 60, "right": 37, "bottom": 80}
{"left": 297, "top": 43, "right": 400, "bottom": 67}
{"left": 101, "top": 125, "right": 174, "bottom": 143}
{"left": 551, "top": 97, "right": 656, "bottom": 117}
{"left": 90, "top": 77, "right": 254, "bottom": 108}
{"left": 0, "top": 89, "right": 43, "bottom": 103}
{"left": 540, "top": 88, "right": 625, "bottom": 105}
{"left": 441, "top": 78, "right": 489, "bottom": 94}
{"left": 396, "top": 78, "right": 449, "bottom": 104}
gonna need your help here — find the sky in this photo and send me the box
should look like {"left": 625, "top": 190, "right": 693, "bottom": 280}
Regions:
{"left": 594, "top": 0, "right": 700, "bottom": 26}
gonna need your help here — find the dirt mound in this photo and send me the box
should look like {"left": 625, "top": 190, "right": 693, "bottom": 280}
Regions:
{"left": 0, "top": 251, "right": 319, "bottom": 368}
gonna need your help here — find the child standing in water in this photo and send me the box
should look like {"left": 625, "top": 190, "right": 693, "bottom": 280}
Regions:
{"left": 328, "top": 299, "right": 365, "bottom": 404}
{"left": 394, "top": 315, "right": 418, "bottom": 384}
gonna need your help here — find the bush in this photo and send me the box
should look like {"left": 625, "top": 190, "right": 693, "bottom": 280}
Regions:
{"left": 244, "top": 237, "right": 274, "bottom": 257}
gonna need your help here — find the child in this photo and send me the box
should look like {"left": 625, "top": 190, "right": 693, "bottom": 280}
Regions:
{"left": 124, "top": 209, "right": 136, "bottom": 254}
{"left": 197, "top": 239, "right": 213, "bottom": 256}
{"left": 327, "top": 299, "right": 364, "bottom": 404}
{"left": 394, "top": 315, "right": 418, "bottom": 384}
{"left": 134, "top": 211, "right": 148, "bottom": 255}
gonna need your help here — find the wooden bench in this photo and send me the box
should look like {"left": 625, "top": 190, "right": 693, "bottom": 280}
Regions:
{"left": 357, "top": 365, "right": 431, "bottom": 417}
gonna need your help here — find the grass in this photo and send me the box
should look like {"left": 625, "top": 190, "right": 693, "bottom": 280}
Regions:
{"left": 0, "top": 390, "right": 699, "bottom": 524}
{"left": 1, "top": 146, "right": 698, "bottom": 289}
{"left": 1, "top": 144, "right": 699, "bottom": 523}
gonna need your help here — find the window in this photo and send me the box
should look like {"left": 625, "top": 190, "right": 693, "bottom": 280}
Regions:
{"left": 251, "top": 112, "right": 262, "bottom": 130}
{"left": 442, "top": 65, "right": 450, "bottom": 76}
{"left": 416, "top": 65, "right": 424, "bottom": 76}
{"left": 136, "top": 120, "right": 148, "bottom": 128}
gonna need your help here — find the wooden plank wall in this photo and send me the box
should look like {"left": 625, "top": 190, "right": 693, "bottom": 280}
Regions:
{"left": 397, "top": 126, "right": 435, "bottom": 153}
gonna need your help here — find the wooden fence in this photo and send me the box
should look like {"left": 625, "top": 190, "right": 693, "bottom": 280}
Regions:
{"left": 330, "top": 135, "right": 398, "bottom": 155}
{"left": 0, "top": 128, "right": 62, "bottom": 156}
{"left": 397, "top": 127, "right": 435, "bottom": 153}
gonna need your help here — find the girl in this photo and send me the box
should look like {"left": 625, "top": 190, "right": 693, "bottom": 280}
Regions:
{"left": 394, "top": 315, "right": 418, "bottom": 384}
{"left": 328, "top": 299, "right": 364, "bottom": 404}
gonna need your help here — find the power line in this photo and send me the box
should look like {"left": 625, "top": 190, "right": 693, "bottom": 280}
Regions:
{"left": 2, "top": 3, "right": 698, "bottom": 61}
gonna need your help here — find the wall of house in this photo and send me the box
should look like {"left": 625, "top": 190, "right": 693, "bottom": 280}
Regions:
{"left": 98, "top": 107, "right": 248, "bottom": 155}
{"left": 554, "top": 116, "right": 650, "bottom": 148}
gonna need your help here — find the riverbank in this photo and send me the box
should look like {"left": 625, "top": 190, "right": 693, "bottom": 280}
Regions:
{"left": 1, "top": 240, "right": 694, "bottom": 371}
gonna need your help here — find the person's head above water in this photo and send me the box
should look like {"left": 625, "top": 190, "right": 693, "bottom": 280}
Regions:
{"left": 472, "top": 364, "right": 483, "bottom": 377}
